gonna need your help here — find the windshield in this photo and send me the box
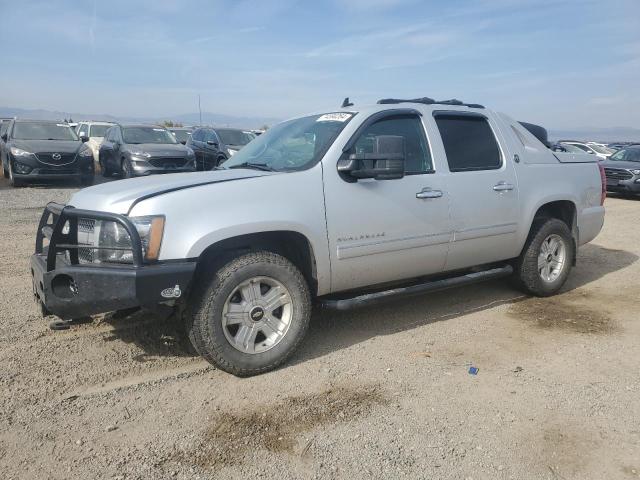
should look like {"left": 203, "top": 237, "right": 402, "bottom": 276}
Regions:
{"left": 170, "top": 129, "right": 191, "bottom": 143}
{"left": 589, "top": 144, "right": 613, "bottom": 155}
{"left": 216, "top": 128, "right": 255, "bottom": 146}
{"left": 122, "top": 127, "right": 177, "bottom": 144}
{"left": 610, "top": 148, "right": 640, "bottom": 162}
{"left": 221, "top": 112, "right": 354, "bottom": 172}
{"left": 89, "top": 125, "right": 111, "bottom": 138}
{"left": 13, "top": 122, "right": 78, "bottom": 141}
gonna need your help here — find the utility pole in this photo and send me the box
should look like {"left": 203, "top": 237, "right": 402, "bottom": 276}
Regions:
{"left": 198, "top": 94, "right": 202, "bottom": 126}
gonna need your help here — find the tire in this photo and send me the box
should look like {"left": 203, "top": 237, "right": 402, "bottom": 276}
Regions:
{"left": 80, "top": 174, "right": 94, "bottom": 186}
{"left": 100, "top": 157, "right": 112, "bottom": 177}
{"left": 186, "top": 251, "right": 311, "bottom": 376}
{"left": 8, "top": 161, "right": 24, "bottom": 188}
{"left": 514, "top": 218, "right": 574, "bottom": 296}
{"left": 121, "top": 158, "right": 133, "bottom": 178}
{"left": 2, "top": 160, "right": 8, "bottom": 179}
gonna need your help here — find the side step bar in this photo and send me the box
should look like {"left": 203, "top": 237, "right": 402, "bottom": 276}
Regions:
{"left": 319, "top": 265, "right": 513, "bottom": 310}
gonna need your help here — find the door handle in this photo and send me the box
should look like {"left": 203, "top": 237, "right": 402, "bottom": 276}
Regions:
{"left": 416, "top": 188, "right": 443, "bottom": 199}
{"left": 493, "top": 182, "right": 515, "bottom": 192}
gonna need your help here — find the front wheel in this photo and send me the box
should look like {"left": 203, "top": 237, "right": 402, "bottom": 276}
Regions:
{"left": 8, "top": 161, "right": 24, "bottom": 187}
{"left": 186, "top": 251, "right": 311, "bottom": 376}
{"left": 80, "top": 174, "right": 94, "bottom": 186}
{"left": 514, "top": 218, "right": 574, "bottom": 296}
{"left": 121, "top": 158, "right": 134, "bottom": 178}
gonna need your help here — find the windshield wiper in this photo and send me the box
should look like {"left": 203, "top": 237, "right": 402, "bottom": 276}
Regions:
{"left": 226, "top": 162, "right": 275, "bottom": 172}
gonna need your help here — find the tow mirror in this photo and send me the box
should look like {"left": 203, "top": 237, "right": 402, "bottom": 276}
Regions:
{"left": 337, "top": 135, "right": 405, "bottom": 181}
{"left": 1, "top": 133, "right": 7, "bottom": 142}
{"left": 80, "top": 135, "right": 89, "bottom": 143}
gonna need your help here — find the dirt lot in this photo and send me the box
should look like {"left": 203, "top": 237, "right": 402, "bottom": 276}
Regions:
{"left": 1, "top": 177, "right": 639, "bottom": 480}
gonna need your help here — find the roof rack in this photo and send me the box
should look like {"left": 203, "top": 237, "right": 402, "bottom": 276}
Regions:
{"left": 377, "top": 97, "right": 484, "bottom": 109}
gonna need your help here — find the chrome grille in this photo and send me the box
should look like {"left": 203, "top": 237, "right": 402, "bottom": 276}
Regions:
{"left": 604, "top": 168, "right": 633, "bottom": 180}
{"left": 36, "top": 152, "right": 76, "bottom": 166}
{"left": 148, "top": 157, "right": 188, "bottom": 168}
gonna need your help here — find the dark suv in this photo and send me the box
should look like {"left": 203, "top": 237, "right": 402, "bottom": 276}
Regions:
{"left": 187, "top": 127, "right": 255, "bottom": 170}
{"left": 1, "top": 120, "right": 94, "bottom": 187}
{"left": 99, "top": 124, "right": 197, "bottom": 178}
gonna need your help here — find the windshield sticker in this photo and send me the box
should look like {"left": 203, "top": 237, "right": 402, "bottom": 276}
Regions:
{"left": 317, "top": 113, "right": 352, "bottom": 123}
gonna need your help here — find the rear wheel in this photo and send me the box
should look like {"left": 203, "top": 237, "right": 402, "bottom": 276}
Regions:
{"left": 514, "top": 218, "right": 574, "bottom": 296}
{"left": 185, "top": 251, "right": 311, "bottom": 376}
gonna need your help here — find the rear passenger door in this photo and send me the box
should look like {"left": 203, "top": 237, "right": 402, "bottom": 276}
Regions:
{"left": 431, "top": 111, "right": 520, "bottom": 270}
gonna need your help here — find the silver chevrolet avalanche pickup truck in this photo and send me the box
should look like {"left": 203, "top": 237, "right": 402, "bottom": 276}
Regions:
{"left": 31, "top": 97, "right": 606, "bottom": 376}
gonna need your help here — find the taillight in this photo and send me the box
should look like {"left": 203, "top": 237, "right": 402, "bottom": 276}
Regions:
{"left": 598, "top": 163, "right": 606, "bottom": 205}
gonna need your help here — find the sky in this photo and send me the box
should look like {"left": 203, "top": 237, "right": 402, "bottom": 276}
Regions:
{"left": 0, "top": 0, "right": 638, "bottom": 129}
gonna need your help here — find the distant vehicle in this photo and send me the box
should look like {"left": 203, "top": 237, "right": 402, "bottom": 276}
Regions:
{"left": 98, "top": 124, "right": 196, "bottom": 178}
{"left": 0, "top": 119, "right": 11, "bottom": 170}
{"left": 551, "top": 142, "right": 587, "bottom": 154}
{"left": 75, "top": 121, "right": 114, "bottom": 170}
{"left": 0, "top": 119, "right": 94, "bottom": 187}
{"left": 187, "top": 127, "right": 256, "bottom": 170}
{"left": 607, "top": 142, "right": 638, "bottom": 152}
{"left": 601, "top": 146, "right": 640, "bottom": 196}
{"left": 560, "top": 141, "right": 612, "bottom": 160}
{"left": 168, "top": 127, "right": 194, "bottom": 145}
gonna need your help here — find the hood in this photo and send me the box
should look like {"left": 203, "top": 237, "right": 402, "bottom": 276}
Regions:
{"left": 12, "top": 139, "right": 81, "bottom": 154}
{"left": 601, "top": 160, "right": 640, "bottom": 171}
{"left": 69, "top": 169, "right": 277, "bottom": 214}
{"left": 125, "top": 143, "right": 190, "bottom": 156}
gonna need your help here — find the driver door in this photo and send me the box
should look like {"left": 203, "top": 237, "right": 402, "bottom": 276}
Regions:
{"left": 323, "top": 112, "right": 452, "bottom": 292}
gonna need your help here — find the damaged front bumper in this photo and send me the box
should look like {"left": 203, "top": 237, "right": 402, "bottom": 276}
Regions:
{"left": 30, "top": 202, "right": 195, "bottom": 320}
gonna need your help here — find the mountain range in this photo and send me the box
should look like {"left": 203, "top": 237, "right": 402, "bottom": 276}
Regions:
{"left": 1, "top": 106, "right": 638, "bottom": 142}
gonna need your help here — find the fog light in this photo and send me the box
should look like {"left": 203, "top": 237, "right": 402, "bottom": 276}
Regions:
{"left": 13, "top": 162, "right": 32, "bottom": 174}
{"left": 51, "top": 274, "right": 78, "bottom": 299}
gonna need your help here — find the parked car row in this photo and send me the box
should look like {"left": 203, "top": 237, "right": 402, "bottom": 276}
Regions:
{"left": 0, "top": 118, "right": 259, "bottom": 186}
{"left": 551, "top": 141, "right": 616, "bottom": 159}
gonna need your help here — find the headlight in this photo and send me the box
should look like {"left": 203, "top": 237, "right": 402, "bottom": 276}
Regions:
{"left": 130, "top": 151, "right": 151, "bottom": 158}
{"left": 10, "top": 147, "right": 33, "bottom": 157}
{"left": 83, "top": 215, "right": 165, "bottom": 264}
{"left": 78, "top": 146, "right": 93, "bottom": 157}
{"left": 631, "top": 169, "right": 640, "bottom": 175}
{"left": 227, "top": 148, "right": 236, "bottom": 156}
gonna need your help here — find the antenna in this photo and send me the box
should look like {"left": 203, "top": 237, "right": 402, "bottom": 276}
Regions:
{"left": 341, "top": 97, "right": 354, "bottom": 108}
{"left": 198, "top": 94, "right": 202, "bottom": 126}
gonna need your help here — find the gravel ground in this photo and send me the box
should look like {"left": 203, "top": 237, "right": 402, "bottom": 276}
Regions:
{"left": 1, "top": 176, "right": 639, "bottom": 480}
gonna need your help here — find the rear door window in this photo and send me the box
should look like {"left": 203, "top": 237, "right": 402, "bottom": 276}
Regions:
{"left": 434, "top": 113, "right": 502, "bottom": 172}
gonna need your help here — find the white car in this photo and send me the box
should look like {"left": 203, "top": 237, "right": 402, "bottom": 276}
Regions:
{"left": 563, "top": 141, "right": 612, "bottom": 160}
{"left": 75, "top": 121, "right": 115, "bottom": 169}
